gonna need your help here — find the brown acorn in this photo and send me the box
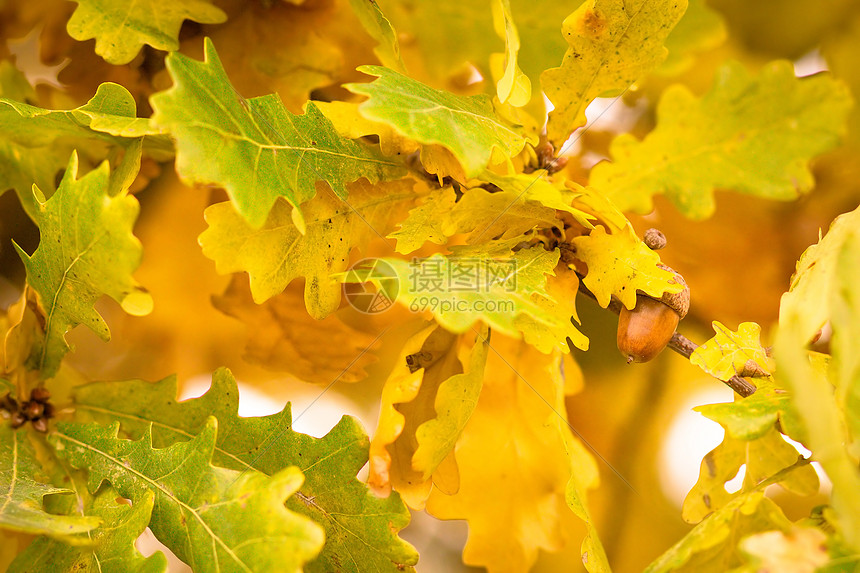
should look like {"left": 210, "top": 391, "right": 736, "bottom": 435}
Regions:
{"left": 617, "top": 266, "right": 689, "bottom": 363}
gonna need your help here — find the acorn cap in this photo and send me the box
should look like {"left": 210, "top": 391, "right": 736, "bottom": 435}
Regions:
{"left": 657, "top": 264, "right": 690, "bottom": 319}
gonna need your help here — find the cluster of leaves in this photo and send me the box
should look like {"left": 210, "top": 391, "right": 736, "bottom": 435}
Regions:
{"left": 0, "top": 0, "right": 859, "bottom": 571}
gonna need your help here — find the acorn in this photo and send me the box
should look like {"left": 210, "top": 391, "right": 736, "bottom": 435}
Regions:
{"left": 617, "top": 265, "right": 689, "bottom": 363}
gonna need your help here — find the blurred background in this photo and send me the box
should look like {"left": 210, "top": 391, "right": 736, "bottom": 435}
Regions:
{"left": 1, "top": 0, "right": 858, "bottom": 571}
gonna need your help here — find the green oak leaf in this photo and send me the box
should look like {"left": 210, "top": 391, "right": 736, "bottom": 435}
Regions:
{"left": 591, "top": 60, "right": 853, "bottom": 218}
{"left": 690, "top": 321, "right": 775, "bottom": 382}
{"left": 151, "top": 38, "right": 405, "bottom": 229}
{"left": 51, "top": 418, "right": 325, "bottom": 573}
{"left": 346, "top": 65, "right": 530, "bottom": 177}
{"left": 67, "top": 0, "right": 227, "bottom": 65}
{"left": 682, "top": 426, "right": 819, "bottom": 524}
{"left": 0, "top": 424, "right": 100, "bottom": 540}
{"left": 541, "top": 0, "right": 687, "bottom": 147}
{"left": 646, "top": 493, "right": 792, "bottom": 572}
{"left": 199, "top": 178, "right": 416, "bottom": 316}
{"left": 13, "top": 153, "right": 152, "bottom": 379}
{"left": 0, "top": 76, "right": 169, "bottom": 218}
{"left": 8, "top": 488, "right": 167, "bottom": 573}
{"left": 348, "top": 0, "right": 406, "bottom": 72}
{"left": 341, "top": 243, "right": 587, "bottom": 351}
{"left": 695, "top": 379, "right": 804, "bottom": 443}
{"left": 71, "top": 368, "right": 419, "bottom": 573}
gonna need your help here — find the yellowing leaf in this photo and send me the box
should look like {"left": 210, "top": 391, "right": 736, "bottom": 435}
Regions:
{"left": 478, "top": 170, "right": 595, "bottom": 227}
{"left": 344, "top": 243, "right": 586, "bottom": 351}
{"left": 738, "top": 527, "right": 829, "bottom": 573}
{"left": 0, "top": 77, "right": 169, "bottom": 218}
{"left": 369, "top": 325, "right": 452, "bottom": 506}
{"left": 831, "top": 226, "right": 860, "bottom": 456}
{"left": 200, "top": 178, "right": 416, "bottom": 317}
{"left": 682, "top": 426, "right": 819, "bottom": 524}
{"left": 780, "top": 205, "right": 860, "bottom": 342}
{"left": 777, "top": 247, "right": 860, "bottom": 550}
{"left": 348, "top": 0, "right": 406, "bottom": 72}
{"left": 491, "top": 0, "right": 531, "bottom": 107}
{"left": 151, "top": 38, "right": 405, "bottom": 229}
{"left": 315, "top": 101, "right": 420, "bottom": 157}
{"left": 13, "top": 153, "right": 152, "bottom": 378}
{"left": 212, "top": 275, "right": 377, "bottom": 384}
{"left": 690, "top": 321, "right": 775, "bottom": 382}
{"left": 541, "top": 0, "right": 687, "bottom": 147}
{"left": 426, "top": 334, "right": 596, "bottom": 572}
{"left": 67, "top": 0, "right": 227, "bottom": 64}
{"left": 346, "top": 65, "right": 531, "bottom": 177}
{"left": 646, "top": 493, "right": 792, "bottom": 573}
{"left": 412, "top": 326, "right": 489, "bottom": 480}
{"left": 696, "top": 380, "right": 804, "bottom": 442}
{"left": 389, "top": 184, "right": 560, "bottom": 254}
{"left": 570, "top": 225, "right": 682, "bottom": 310}
{"left": 592, "top": 61, "right": 853, "bottom": 218}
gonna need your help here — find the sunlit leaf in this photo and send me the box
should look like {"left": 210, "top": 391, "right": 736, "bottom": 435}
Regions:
{"left": 737, "top": 527, "right": 830, "bottom": 573}
{"left": 348, "top": 0, "right": 406, "bottom": 72}
{"left": 592, "top": 61, "right": 853, "bottom": 218}
{"left": 426, "top": 334, "right": 598, "bottom": 572}
{"left": 13, "top": 153, "right": 152, "bottom": 378}
{"left": 695, "top": 379, "right": 804, "bottom": 442}
{"left": 690, "top": 321, "right": 775, "bottom": 382}
{"left": 570, "top": 225, "right": 683, "bottom": 310}
{"left": 342, "top": 242, "right": 587, "bottom": 351}
{"left": 151, "top": 38, "right": 406, "bottom": 229}
{"left": 67, "top": 0, "right": 227, "bottom": 64}
{"left": 491, "top": 0, "right": 531, "bottom": 107}
{"left": 647, "top": 493, "right": 792, "bottom": 572}
{"left": 682, "top": 426, "right": 819, "bottom": 524}
{"left": 200, "top": 178, "right": 416, "bottom": 317}
{"left": 541, "top": 0, "right": 687, "bottom": 146}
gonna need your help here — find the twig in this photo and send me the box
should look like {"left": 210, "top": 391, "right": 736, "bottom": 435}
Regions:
{"left": 575, "top": 276, "right": 757, "bottom": 397}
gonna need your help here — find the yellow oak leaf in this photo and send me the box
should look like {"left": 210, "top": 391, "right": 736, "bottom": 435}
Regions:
{"left": 369, "top": 324, "right": 462, "bottom": 508}
{"left": 315, "top": 101, "right": 420, "bottom": 157}
{"left": 541, "top": 0, "right": 686, "bottom": 147}
{"left": 426, "top": 334, "right": 599, "bottom": 572}
{"left": 690, "top": 321, "right": 775, "bottom": 382}
{"left": 199, "top": 178, "right": 417, "bottom": 318}
{"left": 570, "top": 225, "right": 682, "bottom": 310}
{"left": 682, "top": 426, "right": 819, "bottom": 524}
{"left": 491, "top": 0, "right": 531, "bottom": 107}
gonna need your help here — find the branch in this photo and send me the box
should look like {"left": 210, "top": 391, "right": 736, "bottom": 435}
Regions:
{"left": 574, "top": 276, "right": 757, "bottom": 397}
